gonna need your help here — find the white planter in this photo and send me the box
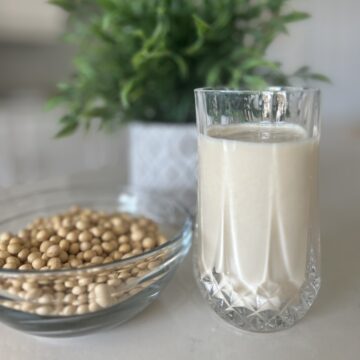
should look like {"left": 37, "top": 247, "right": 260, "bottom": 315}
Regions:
{"left": 128, "top": 123, "right": 197, "bottom": 212}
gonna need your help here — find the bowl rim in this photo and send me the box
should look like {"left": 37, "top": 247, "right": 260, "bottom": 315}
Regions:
{"left": 0, "top": 182, "right": 193, "bottom": 276}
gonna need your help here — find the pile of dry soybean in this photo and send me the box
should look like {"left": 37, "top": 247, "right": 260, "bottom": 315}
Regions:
{"left": 0, "top": 206, "right": 168, "bottom": 316}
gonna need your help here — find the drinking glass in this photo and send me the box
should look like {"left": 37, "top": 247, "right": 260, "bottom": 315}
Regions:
{"left": 194, "top": 87, "right": 321, "bottom": 332}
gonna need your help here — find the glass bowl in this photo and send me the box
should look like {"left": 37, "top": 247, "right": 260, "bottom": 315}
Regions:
{"left": 0, "top": 178, "right": 192, "bottom": 337}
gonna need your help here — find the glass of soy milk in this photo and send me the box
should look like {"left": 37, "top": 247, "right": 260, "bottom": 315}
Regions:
{"left": 194, "top": 87, "right": 321, "bottom": 332}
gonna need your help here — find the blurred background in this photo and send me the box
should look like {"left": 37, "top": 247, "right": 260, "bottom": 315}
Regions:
{"left": 0, "top": 0, "right": 358, "bottom": 187}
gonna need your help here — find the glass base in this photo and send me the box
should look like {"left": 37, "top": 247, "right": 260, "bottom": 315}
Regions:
{"left": 195, "top": 250, "right": 320, "bottom": 333}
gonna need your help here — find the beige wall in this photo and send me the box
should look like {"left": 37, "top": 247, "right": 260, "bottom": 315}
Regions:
{"left": 0, "top": 0, "right": 65, "bottom": 43}
{"left": 268, "top": 0, "right": 360, "bottom": 123}
{"left": 0, "top": 95, "right": 129, "bottom": 187}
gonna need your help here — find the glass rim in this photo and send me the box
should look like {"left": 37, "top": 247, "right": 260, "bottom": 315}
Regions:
{"left": 194, "top": 86, "right": 320, "bottom": 95}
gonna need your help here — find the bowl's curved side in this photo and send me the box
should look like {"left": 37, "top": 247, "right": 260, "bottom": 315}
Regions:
{"left": 0, "top": 235, "right": 192, "bottom": 337}
{"left": 0, "top": 183, "right": 193, "bottom": 336}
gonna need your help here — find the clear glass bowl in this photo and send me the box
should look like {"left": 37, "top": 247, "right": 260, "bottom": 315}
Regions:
{"left": 0, "top": 179, "right": 192, "bottom": 337}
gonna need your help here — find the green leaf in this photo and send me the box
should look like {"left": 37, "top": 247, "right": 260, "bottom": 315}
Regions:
{"left": 131, "top": 29, "right": 146, "bottom": 41}
{"left": 293, "top": 65, "right": 310, "bottom": 76}
{"left": 97, "top": 0, "right": 117, "bottom": 12}
{"left": 243, "top": 75, "right": 268, "bottom": 90}
{"left": 142, "top": 5, "right": 168, "bottom": 50}
{"left": 132, "top": 49, "right": 165, "bottom": 68}
{"left": 185, "top": 14, "right": 210, "bottom": 55}
{"left": 241, "top": 58, "right": 278, "bottom": 71}
{"left": 45, "top": 96, "right": 65, "bottom": 111}
{"left": 56, "top": 82, "right": 71, "bottom": 92}
{"left": 120, "top": 77, "right": 140, "bottom": 109}
{"left": 193, "top": 14, "right": 210, "bottom": 37}
{"left": 206, "top": 66, "right": 222, "bottom": 86}
{"left": 84, "top": 106, "right": 110, "bottom": 118}
{"left": 102, "top": 14, "right": 114, "bottom": 32}
{"left": 48, "top": 0, "right": 75, "bottom": 12}
{"left": 74, "top": 58, "right": 95, "bottom": 79}
{"left": 229, "top": 68, "right": 243, "bottom": 86}
{"left": 55, "top": 116, "right": 79, "bottom": 138}
{"left": 282, "top": 11, "right": 310, "bottom": 23}
{"left": 293, "top": 66, "right": 331, "bottom": 83}
{"left": 268, "top": 0, "right": 289, "bottom": 12}
{"left": 308, "top": 73, "right": 332, "bottom": 83}
{"left": 171, "top": 54, "right": 188, "bottom": 78}
{"left": 132, "top": 48, "right": 187, "bottom": 77}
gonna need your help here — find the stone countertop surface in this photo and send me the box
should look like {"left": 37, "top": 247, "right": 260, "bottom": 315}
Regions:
{"left": 0, "top": 124, "right": 360, "bottom": 359}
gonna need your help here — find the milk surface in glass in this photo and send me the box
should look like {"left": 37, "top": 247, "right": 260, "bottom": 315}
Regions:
{"left": 198, "top": 122, "right": 319, "bottom": 309}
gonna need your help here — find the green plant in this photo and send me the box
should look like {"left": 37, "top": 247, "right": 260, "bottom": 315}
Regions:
{"left": 49, "top": 0, "right": 328, "bottom": 137}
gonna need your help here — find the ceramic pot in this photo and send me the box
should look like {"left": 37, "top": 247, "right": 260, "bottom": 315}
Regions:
{"left": 128, "top": 123, "right": 197, "bottom": 212}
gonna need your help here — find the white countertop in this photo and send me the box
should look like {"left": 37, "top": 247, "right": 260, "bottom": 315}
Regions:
{"left": 1, "top": 124, "right": 360, "bottom": 359}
